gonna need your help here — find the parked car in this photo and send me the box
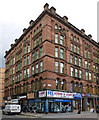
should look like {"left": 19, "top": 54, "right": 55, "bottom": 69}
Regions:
{"left": 96, "top": 105, "right": 99, "bottom": 113}
{"left": 3, "top": 104, "right": 21, "bottom": 115}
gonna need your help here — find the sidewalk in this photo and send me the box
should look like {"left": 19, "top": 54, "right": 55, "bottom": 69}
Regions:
{"left": 20, "top": 111, "right": 98, "bottom": 118}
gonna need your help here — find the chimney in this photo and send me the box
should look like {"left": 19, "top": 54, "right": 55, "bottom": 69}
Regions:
{"left": 5, "top": 51, "right": 8, "bottom": 54}
{"left": 50, "top": 6, "right": 56, "bottom": 14}
{"left": 44, "top": 3, "right": 49, "bottom": 11}
{"left": 29, "top": 20, "right": 34, "bottom": 26}
{"left": 88, "top": 34, "right": 92, "bottom": 40}
{"left": 63, "top": 16, "right": 68, "bottom": 23}
{"left": 81, "top": 29, "right": 85, "bottom": 35}
{"left": 23, "top": 28, "right": 27, "bottom": 34}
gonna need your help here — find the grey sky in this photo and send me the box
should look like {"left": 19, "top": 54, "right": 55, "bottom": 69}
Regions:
{"left": 0, "top": 0, "right": 98, "bottom": 68}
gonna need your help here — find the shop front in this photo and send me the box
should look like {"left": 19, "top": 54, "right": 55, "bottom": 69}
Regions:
{"left": 85, "top": 94, "right": 98, "bottom": 111}
{"left": 39, "top": 90, "right": 74, "bottom": 113}
{"left": 73, "top": 93, "right": 82, "bottom": 112}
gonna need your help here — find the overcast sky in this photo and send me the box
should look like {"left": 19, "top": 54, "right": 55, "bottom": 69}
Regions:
{"left": 0, "top": 0, "right": 98, "bottom": 68}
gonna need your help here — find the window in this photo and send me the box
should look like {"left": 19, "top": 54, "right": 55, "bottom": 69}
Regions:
{"left": 89, "top": 72, "right": 92, "bottom": 80}
{"left": 71, "top": 34, "right": 73, "bottom": 40}
{"left": 18, "top": 74, "right": 19, "bottom": 81}
{"left": 37, "top": 37, "right": 39, "bottom": 45}
{"left": 75, "top": 83, "right": 78, "bottom": 92}
{"left": 13, "top": 67, "right": 14, "bottom": 74}
{"left": 86, "top": 85, "right": 89, "bottom": 94}
{"left": 56, "top": 78, "right": 59, "bottom": 89}
{"left": 24, "top": 46, "right": 26, "bottom": 54}
{"left": 24, "top": 57, "right": 26, "bottom": 66}
{"left": 60, "top": 48, "right": 64, "bottom": 59}
{"left": 60, "top": 63, "right": 64, "bottom": 73}
{"left": 36, "top": 80, "right": 39, "bottom": 90}
{"left": 89, "top": 86, "right": 92, "bottom": 94}
{"left": 36, "top": 50, "right": 38, "bottom": 60}
{"left": 34, "top": 30, "right": 36, "bottom": 35}
{"left": 32, "top": 53, "right": 34, "bottom": 62}
{"left": 71, "top": 82, "right": 74, "bottom": 92}
{"left": 79, "top": 58, "right": 82, "bottom": 67}
{"left": 33, "top": 40, "right": 36, "bottom": 48}
{"left": 24, "top": 69, "right": 26, "bottom": 78}
{"left": 20, "top": 62, "right": 22, "bottom": 70}
{"left": 40, "top": 24, "right": 42, "bottom": 31}
{"left": 40, "top": 61, "right": 43, "bottom": 72}
{"left": 20, "top": 73, "right": 22, "bottom": 81}
{"left": 59, "top": 26, "right": 61, "bottom": 30}
{"left": 77, "top": 47, "right": 80, "bottom": 54}
{"left": 75, "top": 69, "right": 78, "bottom": 77}
{"left": 27, "top": 44, "right": 30, "bottom": 53}
{"left": 96, "top": 66, "right": 98, "bottom": 73}
{"left": 75, "top": 56, "right": 78, "bottom": 65}
{"left": 85, "top": 71, "right": 88, "bottom": 80}
{"left": 27, "top": 56, "right": 30, "bottom": 65}
{"left": 40, "top": 34, "right": 42, "bottom": 43}
{"left": 71, "top": 67, "right": 74, "bottom": 76}
{"left": 55, "top": 24, "right": 58, "bottom": 29}
{"left": 60, "top": 35, "right": 64, "bottom": 45}
{"left": 55, "top": 62, "right": 59, "bottom": 72}
{"left": 13, "top": 57, "right": 15, "bottom": 64}
{"left": 77, "top": 38, "right": 79, "bottom": 43}
{"left": 27, "top": 68, "right": 29, "bottom": 78}
{"left": 55, "top": 34, "right": 59, "bottom": 43}
{"left": 12, "top": 76, "right": 14, "bottom": 84}
{"left": 71, "top": 43, "right": 73, "bottom": 51}
{"left": 85, "top": 60, "right": 88, "bottom": 68}
{"left": 36, "top": 64, "right": 38, "bottom": 73}
{"left": 55, "top": 47, "right": 59, "bottom": 57}
{"left": 88, "top": 51, "right": 91, "bottom": 58}
{"left": 79, "top": 83, "right": 82, "bottom": 93}
{"left": 40, "top": 47, "right": 43, "bottom": 57}
{"left": 61, "top": 80, "right": 65, "bottom": 90}
{"left": 32, "top": 66, "right": 34, "bottom": 75}
{"left": 94, "top": 86, "right": 96, "bottom": 94}
{"left": 74, "top": 45, "right": 77, "bottom": 52}
{"left": 70, "top": 54, "right": 73, "bottom": 63}
{"left": 85, "top": 50, "right": 87, "bottom": 58}
{"left": 31, "top": 81, "right": 34, "bottom": 91}
{"left": 79, "top": 70, "right": 82, "bottom": 78}
{"left": 37, "top": 27, "right": 39, "bottom": 33}
{"left": 88, "top": 62, "right": 91, "bottom": 69}
{"left": 94, "top": 74, "right": 96, "bottom": 83}
{"left": 74, "top": 36, "right": 76, "bottom": 41}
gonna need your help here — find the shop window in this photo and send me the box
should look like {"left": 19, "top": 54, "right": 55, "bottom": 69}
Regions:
{"left": 56, "top": 78, "right": 60, "bottom": 89}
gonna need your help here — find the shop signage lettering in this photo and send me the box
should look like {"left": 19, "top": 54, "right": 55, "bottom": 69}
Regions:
{"left": 73, "top": 93, "right": 82, "bottom": 98}
{"left": 39, "top": 91, "right": 46, "bottom": 97}
{"left": 47, "top": 91, "right": 73, "bottom": 98}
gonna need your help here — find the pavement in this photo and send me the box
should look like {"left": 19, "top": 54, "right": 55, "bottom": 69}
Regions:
{"left": 20, "top": 111, "right": 98, "bottom": 118}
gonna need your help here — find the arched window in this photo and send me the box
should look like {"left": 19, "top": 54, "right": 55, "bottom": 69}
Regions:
{"left": 61, "top": 79, "right": 65, "bottom": 90}
{"left": 86, "top": 84, "right": 89, "bottom": 94}
{"left": 59, "top": 26, "right": 62, "bottom": 30}
{"left": 31, "top": 81, "right": 34, "bottom": 91}
{"left": 55, "top": 24, "right": 58, "bottom": 29}
{"left": 40, "top": 77, "right": 43, "bottom": 90}
{"left": 71, "top": 81, "right": 74, "bottom": 92}
{"left": 75, "top": 82, "right": 78, "bottom": 92}
{"left": 79, "top": 83, "right": 83, "bottom": 93}
{"left": 56, "top": 78, "right": 60, "bottom": 89}
{"left": 89, "top": 85, "right": 92, "bottom": 94}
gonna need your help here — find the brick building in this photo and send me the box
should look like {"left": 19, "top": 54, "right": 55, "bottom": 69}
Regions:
{"left": 0, "top": 68, "right": 5, "bottom": 109}
{"left": 4, "top": 3, "right": 99, "bottom": 113}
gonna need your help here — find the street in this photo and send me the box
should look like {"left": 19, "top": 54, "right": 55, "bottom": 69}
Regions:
{"left": 1, "top": 110, "right": 99, "bottom": 120}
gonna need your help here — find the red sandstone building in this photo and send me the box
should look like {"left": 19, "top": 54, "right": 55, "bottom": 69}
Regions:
{"left": 4, "top": 3, "right": 99, "bottom": 113}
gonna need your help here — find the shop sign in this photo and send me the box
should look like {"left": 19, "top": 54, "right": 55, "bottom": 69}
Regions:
{"left": 19, "top": 96, "right": 27, "bottom": 100}
{"left": 39, "top": 91, "right": 46, "bottom": 97}
{"left": 54, "top": 99, "right": 71, "bottom": 102}
{"left": 73, "top": 93, "right": 82, "bottom": 99}
{"left": 27, "top": 93, "right": 34, "bottom": 99}
{"left": 47, "top": 90, "right": 73, "bottom": 98}
{"left": 11, "top": 99, "right": 18, "bottom": 103}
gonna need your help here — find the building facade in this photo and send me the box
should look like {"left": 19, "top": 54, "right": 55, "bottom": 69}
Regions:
{"left": 0, "top": 68, "right": 5, "bottom": 109}
{"left": 4, "top": 3, "right": 99, "bottom": 113}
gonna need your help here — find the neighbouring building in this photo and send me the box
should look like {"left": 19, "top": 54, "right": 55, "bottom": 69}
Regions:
{"left": 0, "top": 68, "right": 5, "bottom": 109}
{"left": 4, "top": 3, "right": 99, "bottom": 113}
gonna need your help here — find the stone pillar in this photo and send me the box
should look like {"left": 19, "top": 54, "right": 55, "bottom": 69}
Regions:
{"left": 45, "top": 99, "right": 49, "bottom": 113}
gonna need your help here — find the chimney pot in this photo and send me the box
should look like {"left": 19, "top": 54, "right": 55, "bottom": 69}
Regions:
{"left": 15, "top": 39, "right": 18, "bottom": 43}
{"left": 10, "top": 44, "right": 13, "bottom": 48}
{"left": 23, "top": 28, "right": 27, "bottom": 34}
{"left": 44, "top": 3, "right": 49, "bottom": 11}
